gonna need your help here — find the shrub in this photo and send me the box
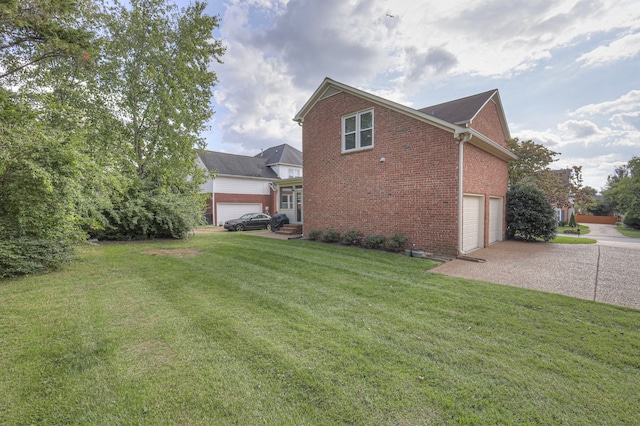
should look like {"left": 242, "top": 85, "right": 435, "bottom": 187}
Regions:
{"left": 341, "top": 229, "right": 364, "bottom": 246}
{"left": 321, "top": 228, "right": 342, "bottom": 243}
{"left": 563, "top": 229, "right": 580, "bottom": 234}
{"left": 568, "top": 212, "right": 577, "bottom": 227}
{"left": 364, "top": 234, "right": 386, "bottom": 249}
{"left": 382, "top": 232, "right": 407, "bottom": 252}
{"left": 506, "top": 186, "right": 557, "bottom": 242}
{"left": 307, "top": 229, "right": 323, "bottom": 241}
{"left": 623, "top": 213, "right": 640, "bottom": 229}
{"left": 558, "top": 220, "right": 567, "bottom": 227}
{"left": 89, "top": 187, "right": 204, "bottom": 240}
{"left": 0, "top": 238, "right": 74, "bottom": 278}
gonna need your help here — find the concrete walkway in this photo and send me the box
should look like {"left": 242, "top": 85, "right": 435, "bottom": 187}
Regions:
{"left": 431, "top": 229, "right": 640, "bottom": 310}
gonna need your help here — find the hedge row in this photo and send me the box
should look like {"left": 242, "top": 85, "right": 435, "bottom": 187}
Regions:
{"left": 306, "top": 228, "right": 407, "bottom": 252}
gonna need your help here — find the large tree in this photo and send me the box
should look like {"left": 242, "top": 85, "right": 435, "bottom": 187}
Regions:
{"left": 87, "top": 0, "right": 225, "bottom": 239}
{"left": 605, "top": 157, "right": 640, "bottom": 228}
{"left": 507, "top": 138, "right": 593, "bottom": 210}
{"left": 0, "top": 0, "right": 95, "bottom": 81}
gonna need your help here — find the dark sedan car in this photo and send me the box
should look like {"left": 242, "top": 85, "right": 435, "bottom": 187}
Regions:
{"left": 223, "top": 213, "right": 272, "bottom": 231}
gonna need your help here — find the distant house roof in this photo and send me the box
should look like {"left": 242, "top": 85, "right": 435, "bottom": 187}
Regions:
{"left": 255, "top": 144, "right": 302, "bottom": 166}
{"left": 197, "top": 151, "right": 279, "bottom": 179}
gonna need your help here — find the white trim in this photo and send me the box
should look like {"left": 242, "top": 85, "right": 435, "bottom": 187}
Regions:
{"left": 462, "top": 194, "right": 485, "bottom": 253}
{"left": 342, "top": 108, "right": 374, "bottom": 153}
{"left": 489, "top": 196, "right": 504, "bottom": 244}
{"left": 294, "top": 78, "right": 463, "bottom": 134}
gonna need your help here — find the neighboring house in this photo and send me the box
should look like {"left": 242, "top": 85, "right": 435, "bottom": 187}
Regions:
{"left": 550, "top": 168, "right": 575, "bottom": 223}
{"left": 197, "top": 144, "right": 302, "bottom": 225}
{"left": 293, "top": 78, "right": 517, "bottom": 256}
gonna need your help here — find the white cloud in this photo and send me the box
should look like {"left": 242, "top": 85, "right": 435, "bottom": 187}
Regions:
{"left": 207, "top": 0, "right": 640, "bottom": 167}
{"left": 557, "top": 120, "right": 604, "bottom": 138}
{"left": 571, "top": 90, "right": 640, "bottom": 116}
{"left": 577, "top": 32, "right": 640, "bottom": 66}
{"left": 610, "top": 111, "right": 640, "bottom": 131}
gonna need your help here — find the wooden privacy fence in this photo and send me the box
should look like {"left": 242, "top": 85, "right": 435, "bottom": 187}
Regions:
{"left": 576, "top": 214, "right": 617, "bottom": 225}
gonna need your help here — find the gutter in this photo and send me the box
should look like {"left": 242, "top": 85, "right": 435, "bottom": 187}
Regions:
{"left": 455, "top": 130, "right": 472, "bottom": 256}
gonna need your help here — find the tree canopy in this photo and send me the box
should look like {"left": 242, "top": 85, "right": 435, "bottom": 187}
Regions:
{"left": 604, "top": 157, "right": 640, "bottom": 228}
{"left": 1, "top": 0, "right": 224, "bottom": 276}
{"left": 0, "top": 0, "right": 95, "bottom": 81}
{"left": 507, "top": 138, "right": 593, "bottom": 211}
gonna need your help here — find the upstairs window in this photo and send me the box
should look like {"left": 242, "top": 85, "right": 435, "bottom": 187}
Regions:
{"left": 288, "top": 168, "right": 301, "bottom": 178}
{"left": 342, "top": 109, "right": 373, "bottom": 152}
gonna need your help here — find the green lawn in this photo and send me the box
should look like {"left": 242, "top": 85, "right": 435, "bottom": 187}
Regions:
{"left": 617, "top": 225, "right": 640, "bottom": 238}
{"left": 2, "top": 234, "right": 639, "bottom": 424}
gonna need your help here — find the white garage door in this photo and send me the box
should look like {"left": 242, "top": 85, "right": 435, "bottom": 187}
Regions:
{"left": 216, "top": 203, "right": 262, "bottom": 225}
{"left": 489, "top": 197, "right": 503, "bottom": 244}
{"left": 463, "top": 195, "right": 483, "bottom": 253}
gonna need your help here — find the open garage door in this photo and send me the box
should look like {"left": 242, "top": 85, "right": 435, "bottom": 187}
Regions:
{"left": 463, "top": 195, "right": 484, "bottom": 253}
{"left": 216, "top": 203, "right": 262, "bottom": 226}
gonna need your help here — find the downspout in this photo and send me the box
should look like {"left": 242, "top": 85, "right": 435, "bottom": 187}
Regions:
{"left": 456, "top": 131, "right": 472, "bottom": 255}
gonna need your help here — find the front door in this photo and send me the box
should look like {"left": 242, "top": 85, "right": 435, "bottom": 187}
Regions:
{"left": 295, "top": 190, "right": 303, "bottom": 223}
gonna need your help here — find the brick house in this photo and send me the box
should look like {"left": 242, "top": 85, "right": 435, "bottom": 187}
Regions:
{"left": 293, "top": 78, "right": 516, "bottom": 256}
{"left": 197, "top": 144, "right": 302, "bottom": 225}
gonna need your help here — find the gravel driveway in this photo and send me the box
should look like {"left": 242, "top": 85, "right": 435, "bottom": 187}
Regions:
{"left": 431, "top": 224, "right": 640, "bottom": 310}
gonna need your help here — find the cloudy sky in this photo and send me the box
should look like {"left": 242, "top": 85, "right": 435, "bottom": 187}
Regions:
{"left": 190, "top": 0, "right": 639, "bottom": 191}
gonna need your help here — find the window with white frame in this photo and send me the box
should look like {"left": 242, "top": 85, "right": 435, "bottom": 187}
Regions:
{"left": 342, "top": 109, "right": 373, "bottom": 152}
{"left": 280, "top": 187, "right": 293, "bottom": 209}
{"left": 288, "top": 168, "right": 301, "bottom": 178}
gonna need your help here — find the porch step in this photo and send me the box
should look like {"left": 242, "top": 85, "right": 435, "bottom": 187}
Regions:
{"left": 275, "top": 224, "right": 303, "bottom": 235}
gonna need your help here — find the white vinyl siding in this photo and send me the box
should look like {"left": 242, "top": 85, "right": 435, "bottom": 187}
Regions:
{"left": 213, "top": 176, "right": 270, "bottom": 195}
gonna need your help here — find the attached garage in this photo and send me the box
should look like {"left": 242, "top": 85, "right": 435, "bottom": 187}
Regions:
{"left": 462, "top": 195, "right": 484, "bottom": 253}
{"left": 216, "top": 203, "right": 262, "bottom": 226}
{"left": 489, "top": 197, "right": 503, "bottom": 244}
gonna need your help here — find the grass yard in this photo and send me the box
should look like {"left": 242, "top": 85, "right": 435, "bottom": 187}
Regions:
{"left": 550, "top": 235, "right": 597, "bottom": 244}
{"left": 557, "top": 224, "right": 590, "bottom": 235}
{"left": 1, "top": 233, "right": 639, "bottom": 424}
{"left": 617, "top": 225, "right": 640, "bottom": 238}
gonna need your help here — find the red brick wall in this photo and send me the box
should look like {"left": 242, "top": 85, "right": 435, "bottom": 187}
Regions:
{"left": 463, "top": 143, "right": 509, "bottom": 245}
{"left": 303, "top": 92, "right": 460, "bottom": 255}
{"left": 469, "top": 100, "right": 508, "bottom": 148}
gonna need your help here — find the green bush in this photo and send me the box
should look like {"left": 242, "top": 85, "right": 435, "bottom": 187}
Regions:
{"left": 364, "top": 234, "right": 386, "bottom": 249}
{"left": 558, "top": 220, "right": 567, "bottom": 227}
{"left": 563, "top": 229, "right": 580, "bottom": 234}
{"left": 506, "top": 186, "right": 557, "bottom": 242}
{"left": 568, "top": 212, "right": 577, "bottom": 227}
{"left": 307, "top": 229, "right": 323, "bottom": 241}
{"left": 89, "top": 187, "right": 204, "bottom": 240}
{"left": 382, "top": 232, "right": 407, "bottom": 252}
{"left": 0, "top": 238, "right": 74, "bottom": 278}
{"left": 341, "top": 229, "right": 364, "bottom": 246}
{"left": 321, "top": 228, "right": 342, "bottom": 243}
{"left": 623, "top": 213, "right": 640, "bottom": 229}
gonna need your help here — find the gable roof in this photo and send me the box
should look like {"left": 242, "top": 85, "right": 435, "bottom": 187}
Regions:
{"left": 255, "top": 143, "right": 302, "bottom": 166}
{"left": 293, "top": 78, "right": 516, "bottom": 162}
{"left": 419, "top": 89, "right": 511, "bottom": 140}
{"left": 419, "top": 90, "right": 495, "bottom": 125}
{"left": 197, "top": 151, "right": 279, "bottom": 179}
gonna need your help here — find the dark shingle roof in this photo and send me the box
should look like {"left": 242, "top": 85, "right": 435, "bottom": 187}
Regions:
{"left": 418, "top": 90, "right": 497, "bottom": 125}
{"left": 255, "top": 144, "right": 302, "bottom": 166}
{"left": 198, "top": 151, "right": 279, "bottom": 179}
